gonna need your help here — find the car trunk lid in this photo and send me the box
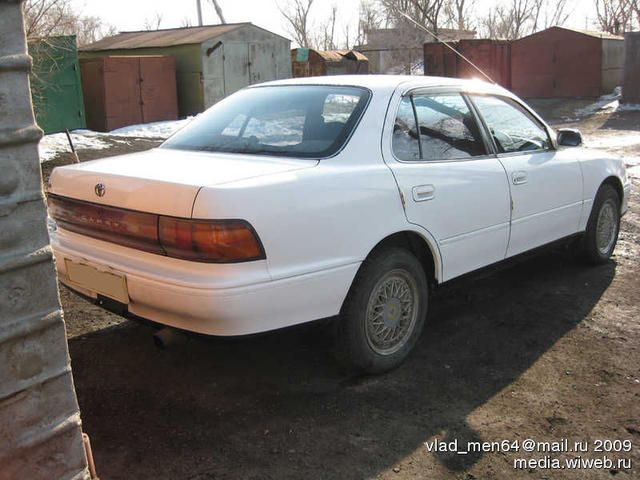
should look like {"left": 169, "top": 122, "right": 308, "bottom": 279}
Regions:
{"left": 49, "top": 148, "right": 317, "bottom": 217}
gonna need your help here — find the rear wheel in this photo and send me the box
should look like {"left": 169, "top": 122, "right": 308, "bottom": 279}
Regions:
{"left": 582, "top": 184, "right": 620, "bottom": 264}
{"left": 336, "top": 247, "right": 428, "bottom": 374}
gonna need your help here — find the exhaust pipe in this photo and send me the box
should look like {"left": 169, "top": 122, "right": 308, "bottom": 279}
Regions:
{"left": 152, "top": 327, "right": 184, "bottom": 349}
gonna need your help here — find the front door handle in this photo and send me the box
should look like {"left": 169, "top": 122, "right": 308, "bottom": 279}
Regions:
{"left": 412, "top": 184, "right": 435, "bottom": 202}
{"left": 512, "top": 171, "right": 528, "bottom": 185}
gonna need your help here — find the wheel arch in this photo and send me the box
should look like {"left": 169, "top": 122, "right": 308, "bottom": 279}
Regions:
{"left": 601, "top": 175, "right": 624, "bottom": 209}
{"left": 365, "top": 230, "right": 442, "bottom": 285}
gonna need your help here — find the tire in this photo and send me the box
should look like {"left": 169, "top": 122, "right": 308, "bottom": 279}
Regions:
{"left": 582, "top": 184, "right": 621, "bottom": 264}
{"left": 335, "top": 247, "right": 429, "bottom": 374}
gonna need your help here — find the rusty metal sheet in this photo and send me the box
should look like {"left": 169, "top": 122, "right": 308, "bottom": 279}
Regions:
{"left": 80, "top": 55, "right": 178, "bottom": 131}
{"left": 140, "top": 56, "right": 178, "bottom": 123}
{"left": 82, "top": 24, "right": 247, "bottom": 51}
{"left": 512, "top": 27, "right": 602, "bottom": 97}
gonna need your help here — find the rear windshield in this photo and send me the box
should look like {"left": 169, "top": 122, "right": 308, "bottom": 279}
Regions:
{"left": 161, "top": 85, "right": 371, "bottom": 158}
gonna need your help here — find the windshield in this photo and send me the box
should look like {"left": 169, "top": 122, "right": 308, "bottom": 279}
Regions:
{"left": 161, "top": 85, "right": 371, "bottom": 158}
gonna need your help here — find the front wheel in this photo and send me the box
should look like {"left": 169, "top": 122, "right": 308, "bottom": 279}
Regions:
{"left": 582, "top": 184, "right": 621, "bottom": 264}
{"left": 336, "top": 247, "right": 428, "bottom": 374}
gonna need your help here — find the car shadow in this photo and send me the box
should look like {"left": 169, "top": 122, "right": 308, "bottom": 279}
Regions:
{"left": 67, "top": 248, "right": 615, "bottom": 479}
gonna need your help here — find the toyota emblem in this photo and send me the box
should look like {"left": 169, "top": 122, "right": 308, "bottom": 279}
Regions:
{"left": 95, "top": 183, "right": 106, "bottom": 197}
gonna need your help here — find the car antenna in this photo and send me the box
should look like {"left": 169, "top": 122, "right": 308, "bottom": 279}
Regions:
{"left": 64, "top": 128, "right": 80, "bottom": 163}
{"left": 398, "top": 11, "right": 497, "bottom": 85}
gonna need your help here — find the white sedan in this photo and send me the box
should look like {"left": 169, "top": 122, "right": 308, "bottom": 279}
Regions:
{"left": 48, "top": 75, "right": 630, "bottom": 373}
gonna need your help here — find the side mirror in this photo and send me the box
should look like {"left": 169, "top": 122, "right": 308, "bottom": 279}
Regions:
{"left": 557, "top": 128, "right": 582, "bottom": 147}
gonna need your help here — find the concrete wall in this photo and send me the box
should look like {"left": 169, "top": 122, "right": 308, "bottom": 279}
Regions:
{"left": 602, "top": 38, "right": 625, "bottom": 93}
{"left": 200, "top": 25, "right": 291, "bottom": 108}
{"left": 0, "top": 2, "right": 89, "bottom": 479}
{"left": 623, "top": 32, "right": 640, "bottom": 104}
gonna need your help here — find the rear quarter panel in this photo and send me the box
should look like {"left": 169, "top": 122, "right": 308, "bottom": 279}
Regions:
{"left": 191, "top": 87, "right": 441, "bottom": 285}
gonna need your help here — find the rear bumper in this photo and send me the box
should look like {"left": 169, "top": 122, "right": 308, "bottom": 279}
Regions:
{"left": 52, "top": 229, "right": 359, "bottom": 335}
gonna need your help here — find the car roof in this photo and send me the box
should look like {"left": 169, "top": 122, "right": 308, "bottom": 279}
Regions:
{"left": 258, "top": 74, "right": 511, "bottom": 96}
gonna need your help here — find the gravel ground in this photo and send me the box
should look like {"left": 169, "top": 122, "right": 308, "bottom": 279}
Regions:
{"left": 43, "top": 103, "right": 640, "bottom": 479}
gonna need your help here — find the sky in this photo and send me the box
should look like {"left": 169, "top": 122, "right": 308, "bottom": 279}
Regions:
{"left": 70, "top": 0, "right": 600, "bottom": 46}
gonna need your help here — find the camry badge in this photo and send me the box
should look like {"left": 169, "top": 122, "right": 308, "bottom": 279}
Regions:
{"left": 95, "top": 183, "right": 106, "bottom": 197}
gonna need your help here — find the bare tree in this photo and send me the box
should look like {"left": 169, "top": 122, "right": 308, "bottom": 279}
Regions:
{"left": 444, "top": 0, "right": 476, "bottom": 30}
{"left": 315, "top": 4, "right": 338, "bottom": 50}
{"left": 480, "top": 0, "right": 539, "bottom": 39}
{"left": 279, "top": 0, "right": 315, "bottom": 48}
{"left": 355, "top": 0, "right": 384, "bottom": 46}
{"left": 23, "top": 0, "right": 115, "bottom": 45}
{"left": 380, "top": 0, "right": 447, "bottom": 33}
{"left": 143, "top": 12, "right": 163, "bottom": 31}
{"left": 595, "top": 0, "right": 633, "bottom": 34}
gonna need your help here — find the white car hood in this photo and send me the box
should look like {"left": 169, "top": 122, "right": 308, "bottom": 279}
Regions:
{"left": 49, "top": 148, "right": 318, "bottom": 217}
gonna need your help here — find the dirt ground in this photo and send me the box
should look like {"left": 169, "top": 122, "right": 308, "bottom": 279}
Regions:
{"left": 44, "top": 103, "right": 640, "bottom": 479}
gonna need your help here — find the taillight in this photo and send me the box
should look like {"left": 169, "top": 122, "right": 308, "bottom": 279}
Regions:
{"left": 47, "top": 194, "right": 265, "bottom": 263}
{"left": 159, "top": 217, "right": 265, "bottom": 263}
{"left": 47, "top": 194, "right": 162, "bottom": 254}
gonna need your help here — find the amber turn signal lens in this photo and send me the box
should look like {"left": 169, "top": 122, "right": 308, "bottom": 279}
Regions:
{"left": 159, "top": 217, "right": 265, "bottom": 263}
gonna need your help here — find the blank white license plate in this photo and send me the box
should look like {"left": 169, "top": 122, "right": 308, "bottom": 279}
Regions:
{"left": 65, "top": 259, "right": 129, "bottom": 304}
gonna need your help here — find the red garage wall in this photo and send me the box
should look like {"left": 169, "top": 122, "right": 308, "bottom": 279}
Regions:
{"left": 424, "top": 40, "right": 511, "bottom": 89}
{"left": 511, "top": 27, "right": 602, "bottom": 98}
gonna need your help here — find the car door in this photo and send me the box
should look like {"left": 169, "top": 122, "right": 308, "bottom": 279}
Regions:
{"left": 382, "top": 88, "right": 512, "bottom": 282}
{"left": 469, "top": 94, "right": 583, "bottom": 257}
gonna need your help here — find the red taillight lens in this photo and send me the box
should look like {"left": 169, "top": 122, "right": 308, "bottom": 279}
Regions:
{"left": 159, "top": 217, "right": 265, "bottom": 263}
{"left": 48, "top": 194, "right": 265, "bottom": 263}
{"left": 47, "top": 194, "right": 162, "bottom": 254}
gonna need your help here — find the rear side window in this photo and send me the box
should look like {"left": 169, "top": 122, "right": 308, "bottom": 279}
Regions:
{"left": 471, "top": 95, "right": 550, "bottom": 153}
{"left": 392, "top": 97, "right": 420, "bottom": 161}
{"left": 162, "top": 85, "right": 370, "bottom": 159}
{"left": 392, "top": 93, "right": 487, "bottom": 161}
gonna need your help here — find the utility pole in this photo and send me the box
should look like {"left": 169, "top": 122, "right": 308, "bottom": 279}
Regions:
{"left": 196, "top": 0, "right": 203, "bottom": 26}
{"left": 211, "top": 0, "right": 227, "bottom": 24}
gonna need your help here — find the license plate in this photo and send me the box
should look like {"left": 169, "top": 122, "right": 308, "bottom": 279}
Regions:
{"left": 65, "top": 259, "right": 129, "bottom": 304}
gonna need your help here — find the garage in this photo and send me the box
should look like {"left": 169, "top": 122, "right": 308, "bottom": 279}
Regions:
{"left": 511, "top": 26, "right": 624, "bottom": 98}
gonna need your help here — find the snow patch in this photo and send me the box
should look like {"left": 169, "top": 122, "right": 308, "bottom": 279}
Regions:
{"left": 575, "top": 87, "right": 640, "bottom": 117}
{"left": 628, "top": 165, "right": 640, "bottom": 179}
{"left": 575, "top": 87, "right": 621, "bottom": 117}
{"left": 39, "top": 131, "right": 110, "bottom": 163}
{"left": 109, "top": 118, "right": 192, "bottom": 138}
{"left": 584, "top": 133, "right": 640, "bottom": 149}
{"left": 39, "top": 118, "right": 193, "bottom": 163}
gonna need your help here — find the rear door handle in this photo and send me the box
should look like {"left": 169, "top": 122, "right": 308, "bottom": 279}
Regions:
{"left": 512, "top": 171, "right": 528, "bottom": 185}
{"left": 412, "top": 184, "right": 435, "bottom": 202}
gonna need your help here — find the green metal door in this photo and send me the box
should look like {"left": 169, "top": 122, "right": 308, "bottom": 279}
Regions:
{"left": 29, "top": 35, "right": 86, "bottom": 134}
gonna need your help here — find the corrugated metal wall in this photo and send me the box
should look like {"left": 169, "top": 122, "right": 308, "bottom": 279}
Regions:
{"left": 29, "top": 35, "right": 86, "bottom": 134}
{"left": 601, "top": 38, "right": 625, "bottom": 93}
{"left": 0, "top": 2, "right": 89, "bottom": 478}
{"left": 200, "top": 25, "right": 292, "bottom": 108}
{"left": 80, "top": 56, "right": 178, "bottom": 131}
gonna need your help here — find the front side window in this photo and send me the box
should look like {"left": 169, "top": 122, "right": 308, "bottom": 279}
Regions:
{"left": 162, "top": 85, "right": 370, "bottom": 159}
{"left": 471, "top": 95, "right": 550, "bottom": 154}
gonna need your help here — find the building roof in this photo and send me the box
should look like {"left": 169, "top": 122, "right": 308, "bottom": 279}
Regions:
{"left": 293, "top": 49, "right": 369, "bottom": 63}
{"left": 82, "top": 23, "right": 288, "bottom": 51}
{"left": 519, "top": 25, "right": 625, "bottom": 41}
